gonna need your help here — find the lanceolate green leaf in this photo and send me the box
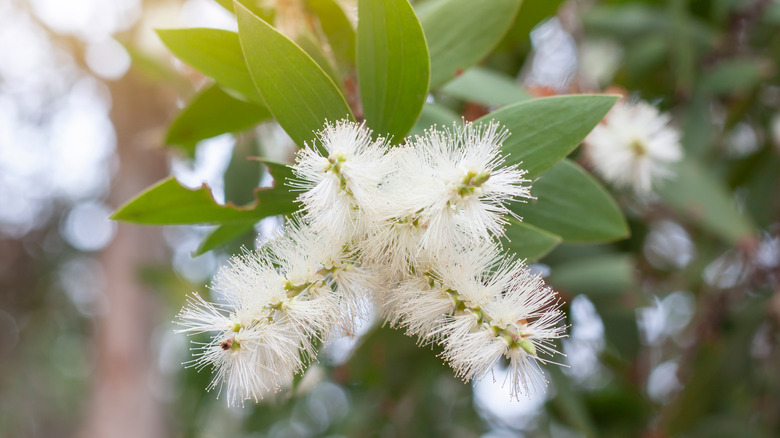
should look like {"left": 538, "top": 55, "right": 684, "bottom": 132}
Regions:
{"left": 513, "top": 159, "right": 629, "bottom": 243}
{"left": 440, "top": 66, "right": 530, "bottom": 107}
{"left": 156, "top": 28, "right": 262, "bottom": 102}
{"left": 235, "top": 2, "right": 353, "bottom": 147}
{"left": 165, "top": 84, "right": 271, "bottom": 156}
{"left": 421, "top": 0, "right": 522, "bottom": 88}
{"left": 657, "top": 160, "right": 755, "bottom": 245}
{"left": 357, "top": 0, "right": 430, "bottom": 141}
{"left": 111, "top": 162, "right": 297, "bottom": 225}
{"left": 224, "top": 140, "right": 264, "bottom": 206}
{"left": 195, "top": 222, "right": 256, "bottom": 256}
{"left": 502, "top": 219, "right": 561, "bottom": 262}
{"left": 479, "top": 94, "right": 619, "bottom": 178}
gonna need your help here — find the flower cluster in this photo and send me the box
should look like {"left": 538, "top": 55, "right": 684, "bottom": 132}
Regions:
{"left": 178, "top": 120, "right": 567, "bottom": 405}
{"left": 177, "top": 220, "right": 372, "bottom": 404}
{"left": 583, "top": 100, "right": 683, "bottom": 194}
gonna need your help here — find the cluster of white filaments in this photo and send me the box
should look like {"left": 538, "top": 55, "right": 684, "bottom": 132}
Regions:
{"left": 583, "top": 100, "right": 683, "bottom": 193}
{"left": 178, "top": 119, "right": 567, "bottom": 405}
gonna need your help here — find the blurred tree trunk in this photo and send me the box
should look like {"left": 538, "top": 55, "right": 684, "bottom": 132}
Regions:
{"left": 79, "top": 69, "right": 173, "bottom": 438}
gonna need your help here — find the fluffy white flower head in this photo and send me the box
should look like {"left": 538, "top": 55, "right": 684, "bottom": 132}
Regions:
{"left": 176, "top": 245, "right": 339, "bottom": 406}
{"left": 263, "top": 218, "right": 375, "bottom": 336}
{"left": 584, "top": 100, "right": 683, "bottom": 193}
{"left": 364, "top": 121, "right": 531, "bottom": 269}
{"left": 435, "top": 256, "right": 567, "bottom": 399}
{"left": 177, "top": 117, "right": 568, "bottom": 404}
{"left": 291, "top": 120, "right": 390, "bottom": 241}
{"left": 382, "top": 239, "right": 566, "bottom": 399}
{"left": 409, "top": 121, "right": 530, "bottom": 241}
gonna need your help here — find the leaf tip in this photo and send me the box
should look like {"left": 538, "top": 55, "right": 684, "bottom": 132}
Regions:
{"left": 109, "top": 204, "right": 134, "bottom": 222}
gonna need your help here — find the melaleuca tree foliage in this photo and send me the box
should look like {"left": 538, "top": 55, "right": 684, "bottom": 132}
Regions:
{"left": 114, "top": 0, "right": 625, "bottom": 405}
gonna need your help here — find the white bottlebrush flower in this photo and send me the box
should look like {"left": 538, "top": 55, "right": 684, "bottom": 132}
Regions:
{"left": 263, "top": 217, "right": 375, "bottom": 336}
{"left": 176, "top": 117, "right": 568, "bottom": 405}
{"left": 177, "top": 247, "right": 338, "bottom": 405}
{"left": 431, "top": 253, "right": 567, "bottom": 399}
{"left": 381, "top": 240, "right": 566, "bottom": 399}
{"left": 177, "top": 292, "right": 299, "bottom": 405}
{"left": 382, "top": 243, "right": 497, "bottom": 342}
{"left": 362, "top": 121, "right": 530, "bottom": 270}
{"left": 290, "top": 120, "right": 391, "bottom": 242}
{"left": 359, "top": 209, "right": 427, "bottom": 277}
{"left": 583, "top": 100, "right": 683, "bottom": 193}
{"left": 412, "top": 121, "right": 530, "bottom": 242}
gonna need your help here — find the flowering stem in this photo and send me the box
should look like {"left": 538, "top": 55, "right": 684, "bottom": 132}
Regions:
{"left": 425, "top": 272, "right": 537, "bottom": 356}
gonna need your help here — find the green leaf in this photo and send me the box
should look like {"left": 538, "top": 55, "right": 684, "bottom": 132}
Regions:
{"left": 307, "top": 0, "right": 356, "bottom": 66}
{"left": 156, "top": 28, "right": 262, "bottom": 103}
{"left": 111, "top": 162, "right": 297, "bottom": 225}
{"left": 165, "top": 84, "right": 271, "bottom": 156}
{"left": 680, "top": 93, "right": 713, "bottom": 158}
{"left": 502, "top": 219, "right": 561, "bottom": 262}
{"left": 513, "top": 159, "right": 629, "bottom": 243}
{"left": 583, "top": 4, "right": 668, "bottom": 37}
{"left": 409, "top": 102, "right": 459, "bottom": 137}
{"left": 357, "top": 0, "right": 430, "bottom": 141}
{"left": 194, "top": 222, "right": 256, "bottom": 256}
{"left": 479, "top": 94, "right": 619, "bottom": 179}
{"left": 235, "top": 2, "right": 353, "bottom": 147}
{"left": 421, "top": 0, "right": 522, "bottom": 88}
{"left": 440, "top": 66, "right": 530, "bottom": 107}
{"left": 657, "top": 160, "right": 755, "bottom": 245}
{"left": 550, "top": 254, "right": 635, "bottom": 298}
